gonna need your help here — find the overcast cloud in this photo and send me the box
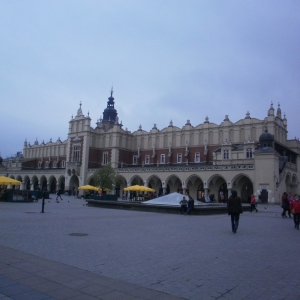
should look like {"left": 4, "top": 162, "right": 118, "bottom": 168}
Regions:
{"left": 0, "top": 0, "right": 299, "bottom": 158}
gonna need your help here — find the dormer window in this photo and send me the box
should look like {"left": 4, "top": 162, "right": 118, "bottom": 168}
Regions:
{"left": 223, "top": 149, "right": 229, "bottom": 160}
{"left": 246, "top": 148, "right": 253, "bottom": 158}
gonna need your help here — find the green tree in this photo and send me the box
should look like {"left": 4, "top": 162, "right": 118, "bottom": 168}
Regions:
{"left": 93, "top": 164, "right": 120, "bottom": 192}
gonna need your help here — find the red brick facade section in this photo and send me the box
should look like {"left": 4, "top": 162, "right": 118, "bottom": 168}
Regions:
{"left": 121, "top": 145, "right": 221, "bottom": 166}
{"left": 21, "top": 155, "right": 67, "bottom": 170}
{"left": 119, "top": 149, "right": 134, "bottom": 165}
{"left": 88, "top": 147, "right": 112, "bottom": 168}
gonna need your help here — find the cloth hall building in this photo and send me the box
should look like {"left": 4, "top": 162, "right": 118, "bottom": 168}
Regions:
{"left": 1, "top": 90, "right": 299, "bottom": 204}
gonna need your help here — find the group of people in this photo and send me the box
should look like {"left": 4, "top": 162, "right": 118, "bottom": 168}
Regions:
{"left": 220, "top": 191, "right": 300, "bottom": 233}
{"left": 179, "top": 196, "right": 195, "bottom": 215}
{"left": 179, "top": 191, "right": 243, "bottom": 233}
{"left": 281, "top": 192, "right": 300, "bottom": 230}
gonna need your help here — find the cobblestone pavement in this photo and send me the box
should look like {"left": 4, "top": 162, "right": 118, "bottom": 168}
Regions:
{"left": 0, "top": 195, "right": 299, "bottom": 299}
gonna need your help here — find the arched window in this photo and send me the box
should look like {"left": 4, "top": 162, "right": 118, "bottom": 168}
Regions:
{"left": 72, "top": 144, "right": 81, "bottom": 162}
{"left": 102, "top": 152, "right": 108, "bottom": 165}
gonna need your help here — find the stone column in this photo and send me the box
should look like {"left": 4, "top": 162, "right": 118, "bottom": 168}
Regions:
{"left": 227, "top": 188, "right": 232, "bottom": 197}
{"left": 204, "top": 188, "right": 209, "bottom": 202}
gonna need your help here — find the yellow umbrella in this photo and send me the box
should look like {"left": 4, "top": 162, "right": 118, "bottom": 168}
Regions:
{"left": 0, "top": 176, "right": 22, "bottom": 185}
{"left": 142, "top": 186, "right": 155, "bottom": 192}
{"left": 124, "top": 185, "right": 154, "bottom": 192}
{"left": 124, "top": 185, "right": 141, "bottom": 191}
{"left": 98, "top": 187, "right": 110, "bottom": 192}
{"left": 78, "top": 185, "right": 99, "bottom": 191}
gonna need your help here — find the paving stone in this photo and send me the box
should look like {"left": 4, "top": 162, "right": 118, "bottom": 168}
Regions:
{"left": 16, "top": 275, "right": 48, "bottom": 286}
{"left": 0, "top": 283, "right": 32, "bottom": 296}
{"left": 30, "top": 281, "right": 64, "bottom": 293}
{"left": 80, "top": 284, "right": 114, "bottom": 297}
{"left": 12, "top": 290, "right": 51, "bottom": 300}
{"left": 0, "top": 279, "right": 16, "bottom": 289}
{"left": 43, "top": 286, "right": 82, "bottom": 300}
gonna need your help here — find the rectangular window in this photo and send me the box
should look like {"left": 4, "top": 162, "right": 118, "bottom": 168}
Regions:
{"left": 72, "top": 144, "right": 81, "bottom": 162}
{"left": 145, "top": 155, "right": 150, "bottom": 164}
{"left": 177, "top": 153, "right": 182, "bottom": 163}
{"left": 160, "top": 154, "right": 165, "bottom": 164}
{"left": 133, "top": 156, "right": 137, "bottom": 165}
{"left": 38, "top": 162, "right": 41, "bottom": 168}
{"left": 62, "top": 160, "right": 66, "bottom": 168}
{"left": 102, "top": 152, "right": 108, "bottom": 165}
{"left": 223, "top": 149, "right": 229, "bottom": 160}
{"left": 53, "top": 161, "right": 57, "bottom": 168}
{"left": 45, "top": 161, "right": 49, "bottom": 168}
{"left": 246, "top": 148, "right": 253, "bottom": 158}
{"left": 195, "top": 152, "right": 200, "bottom": 163}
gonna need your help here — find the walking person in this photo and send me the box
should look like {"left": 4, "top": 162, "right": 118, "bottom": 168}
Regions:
{"left": 290, "top": 194, "right": 300, "bottom": 229}
{"left": 227, "top": 190, "right": 243, "bottom": 233}
{"left": 250, "top": 194, "right": 258, "bottom": 213}
{"left": 186, "top": 197, "right": 194, "bottom": 215}
{"left": 56, "top": 188, "right": 63, "bottom": 202}
{"left": 281, "top": 192, "right": 291, "bottom": 218}
{"left": 179, "top": 196, "right": 188, "bottom": 215}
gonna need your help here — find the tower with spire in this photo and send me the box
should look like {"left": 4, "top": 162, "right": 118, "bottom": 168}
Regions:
{"left": 101, "top": 88, "right": 118, "bottom": 131}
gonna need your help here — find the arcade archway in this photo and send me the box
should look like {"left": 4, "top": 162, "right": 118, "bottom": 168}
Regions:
{"left": 232, "top": 174, "right": 253, "bottom": 203}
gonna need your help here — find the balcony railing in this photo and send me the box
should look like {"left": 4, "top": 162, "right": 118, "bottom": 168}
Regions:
{"left": 115, "top": 162, "right": 254, "bottom": 173}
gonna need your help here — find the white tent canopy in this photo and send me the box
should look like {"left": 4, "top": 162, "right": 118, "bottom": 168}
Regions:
{"left": 142, "top": 192, "right": 206, "bottom": 206}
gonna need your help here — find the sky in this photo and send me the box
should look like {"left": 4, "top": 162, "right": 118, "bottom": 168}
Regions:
{"left": 0, "top": 0, "right": 300, "bottom": 158}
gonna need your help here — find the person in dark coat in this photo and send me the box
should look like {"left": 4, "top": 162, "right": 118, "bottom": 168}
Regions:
{"left": 56, "top": 188, "right": 63, "bottom": 202}
{"left": 186, "top": 198, "right": 195, "bottom": 215}
{"left": 179, "top": 196, "right": 188, "bottom": 215}
{"left": 281, "top": 192, "right": 291, "bottom": 218}
{"left": 227, "top": 190, "right": 243, "bottom": 233}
